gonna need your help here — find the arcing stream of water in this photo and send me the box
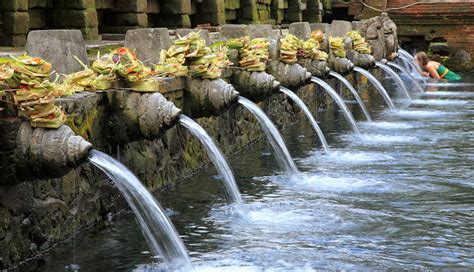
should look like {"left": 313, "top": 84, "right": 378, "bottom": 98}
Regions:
{"left": 353, "top": 66, "right": 396, "bottom": 109}
{"left": 238, "top": 96, "right": 299, "bottom": 174}
{"left": 388, "top": 62, "right": 425, "bottom": 93}
{"left": 329, "top": 71, "right": 372, "bottom": 121}
{"left": 179, "top": 114, "right": 243, "bottom": 205}
{"left": 279, "top": 87, "right": 330, "bottom": 153}
{"left": 88, "top": 150, "right": 192, "bottom": 270}
{"left": 375, "top": 61, "right": 412, "bottom": 100}
{"left": 311, "top": 77, "right": 361, "bottom": 135}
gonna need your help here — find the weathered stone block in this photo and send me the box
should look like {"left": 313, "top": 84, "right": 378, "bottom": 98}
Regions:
{"left": 220, "top": 24, "right": 249, "bottom": 39}
{"left": 310, "top": 22, "right": 329, "bottom": 34}
{"left": 249, "top": 24, "right": 279, "bottom": 40}
{"left": 147, "top": 0, "right": 160, "bottom": 13}
{"left": 289, "top": 22, "right": 311, "bottom": 40}
{"left": 115, "top": 0, "right": 147, "bottom": 13}
{"left": 115, "top": 12, "right": 148, "bottom": 27}
{"left": 3, "top": 12, "right": 29, "bottom": 34}
{"left": 124, "top": 28, "right": 173, "bottom": 64}
{"left": 80, "top": 26, "right": 99, "bottom": 40}
{"left": 162, "top": 0, "right": 191, "bottom": 14}
{"left": 330, "top": 20, "right": 352, "bottom": 37}
{"left": 53, "top": 0, "right": 95, "bottom": 9}
{"left": 29, "top": 9, "right": 47, "bottom": 29}
{"left": 0, "top": 33, "right": 26, "bottom": 47}
{"left": 284, "top": 12, "right": 302, "bottom": 22}
{"left": 26, "top": 30, "right": 89, "bottom": 75}
{"left": 1, "top": 0, "right": 28, "bottom": 11}
{"left": 95, "top": 0, "right": 114, "bottom": 9}
{"left": 51, "top": 9, "right": 98, "bottom": 28}
{"left": 159, "top": 14, "right": 191, "bottom": 28}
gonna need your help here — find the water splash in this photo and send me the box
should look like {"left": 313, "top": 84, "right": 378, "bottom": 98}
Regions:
{"left": 88, "top": 150, "right": 192, "bottom": 270}
{"left": 279, "top": 87, "right": 330, "bottom": 153}
{"left": 311, "top": 77, "right": 361, "bottom": 135}
{"left": 329, "top": 71, "right": 372, "bottom": 121}
{"left": 410, "top": 99, "right": 469, "bottom": 106}
{"left": 179, "top": 114, "right": 243, "bottom": 204}
{"left": 353, "top": 66, "right": 396, "bottom": 109}
{"left": 375, "top": 61, "right": 412, "bottom": 100}
{"left": 387, "top": 62, "right": 425, "bottom": 93}
{"left": 238, "top": 96, "right": 299, "bottom": 174}
{"left": 421, "top": 91, "right": 474, "bottom": 98}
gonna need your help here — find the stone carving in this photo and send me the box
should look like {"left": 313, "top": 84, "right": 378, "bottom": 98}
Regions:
{"left": 184, "top": 78, "right": 239, "bottom": 118}
{"left": 297, "top": 58, "right": 330, "bottom": 78}
{"left": 267, "top": 60, "right": 312, "bottom": 88}
{"left": 230, "top": 70, "right": 280, "bottom": 102}
{"left": 14, "top": 123, "right": 92, "bottom": 180}
{"left": 108, "top": 91, "right": 182, "bottom": 141}
{"left": 354, "top": 14, "right": 398, "bottom": 61}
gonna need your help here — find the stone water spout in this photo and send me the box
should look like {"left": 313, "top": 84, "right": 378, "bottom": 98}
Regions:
{"left": 266, "top": 37, "right": 312, "bottom": 87}
{"left": 108, "top": 91, "right": 182, "bottom": 141}
{"left": 230, "top": 70, "right": 280, "bottom": 102}
{"left": 184, "top": 77, "right": 240, "bottom": 118}
{"left": 4, "top": 123, "right": 92, "bottom": 184}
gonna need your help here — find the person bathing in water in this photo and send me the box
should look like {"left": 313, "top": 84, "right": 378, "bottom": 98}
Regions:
{"left": 415, "top": 51, "right": 462, "bottom": 81}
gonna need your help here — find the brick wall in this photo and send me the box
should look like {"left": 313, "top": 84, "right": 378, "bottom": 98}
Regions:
{"left": 354, "top": 0, "right": 474, "bottom": 54}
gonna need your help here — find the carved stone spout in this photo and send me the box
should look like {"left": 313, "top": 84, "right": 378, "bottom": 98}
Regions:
{"left": 328, "top": 56, "right": 354, "bottom": 75}
{"left": 347, "top": 50, "right": 375, "bottom": 69}
{"left": 13, "top": 123, "right": 92, "bottom": 181}
{"left": 108, "top": 91, "right": 182, "bottom": 141}
{"left": 230, "top": 70, "right": 280, "bottom": 102}
{"left": 184, "top": 78, "right": 240, "bottom": 118}
{"left": 297, "top": 59, "right": 331, "bottom": 78}
{"left": 267, "top": 61, "right": 312, "bottom": 88}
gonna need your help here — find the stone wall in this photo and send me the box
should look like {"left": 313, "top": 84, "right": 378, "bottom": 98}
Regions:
{"left": 0, "top": 0, "right": 337, "bottom": 47}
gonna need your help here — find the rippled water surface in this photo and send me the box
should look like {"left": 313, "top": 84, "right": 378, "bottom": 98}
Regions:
{"left": 42, "top": 74, "right": 474, "bottom": 271}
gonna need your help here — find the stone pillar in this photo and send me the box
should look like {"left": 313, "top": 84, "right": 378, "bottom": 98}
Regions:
{"left": 51, "top": 0, "right": 99, "bottom": 40}
{"left": 284, "top": 0, "right": 305, "bottom": 23}
{"left": 225, "top": 0, "right": 240, "bottom": 23}
{"left": 303, "top": 0, "right": 322, "bottom": 23}
{"left": 271, "top": 0, "right": 286, "bottom": 25}
{"left": 0, "top": 0, "right": 29, "bottom": 46}
{"left": 159, "top": 0, "right": 192, "bottom": 28}
{"left": 239, "top": 0, "right": 273, "bottom": 24}
{"left": 99, "top": 0, "right": 148, "bottom": 33}
{"left": 28, "top": 0, "right": 50, "bottom": 31}
{"left": 195, "top": 0, "right": 225, "bottom": 26}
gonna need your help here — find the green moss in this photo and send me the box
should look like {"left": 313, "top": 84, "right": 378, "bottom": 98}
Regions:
{"left": 66, "top": 107, "right": 99, "bottom": 141}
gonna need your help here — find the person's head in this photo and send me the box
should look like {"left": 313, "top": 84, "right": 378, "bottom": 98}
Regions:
{"left": 415, "top": 52, "right": 430, "bottom": 68}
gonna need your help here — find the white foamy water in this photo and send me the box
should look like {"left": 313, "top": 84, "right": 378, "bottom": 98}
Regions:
{"left": 421, "top": 91, "right": 474, "bottom": 97}
{"left": 410, "top": 99, "right": 469, "bottom": 106}
{"left": 387, "top": 109, "right": 460, "bottom": 118}
{"left": 345, "top": 133, "right": 419, "bottom": 145}
{"left": 303, "top": 150, "right": 394, "bottom": 164}
{"left": 361, "top": 121, "right": 415, "bottom": 130}
{"left": 285, "top": 174, "right": 387, "bottom": 193}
